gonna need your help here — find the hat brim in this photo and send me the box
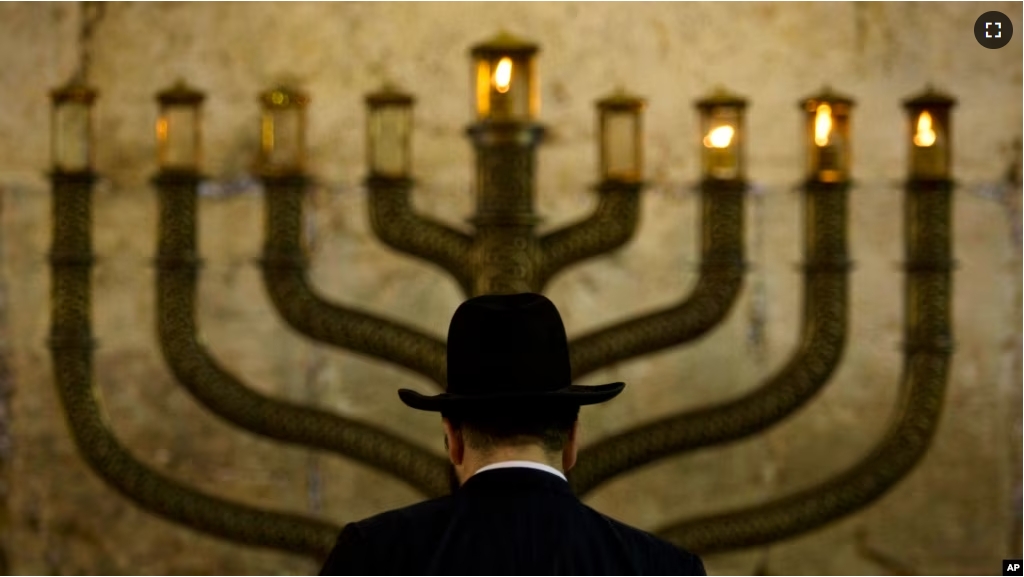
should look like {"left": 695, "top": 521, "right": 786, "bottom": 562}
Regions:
{"left": 398, "top": 382, "right": 625, "bottom": 413}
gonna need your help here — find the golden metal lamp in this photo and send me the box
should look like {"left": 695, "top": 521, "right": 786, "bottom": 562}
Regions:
{"left": 801, "top": 87, "right": 854, "bottom": 183}
{"left": 903, "top": 86, "right": 957, "bottom": 180}
{"left": 470, "top": 31, "right": 539, "bottom": 122}
{"left": 696, "top": 87, "right": 747, "bottom": 182}
{"left": 259, "top": 85, "right": 309, "bottom": 174}
{"left": 156, "top": 80, "right": 205, "bottom": 172}
{"left": 365, "top": 84, "right": 414, "bottom": 179}
{"left": 50, "top": 80, "right": 98, "bottom": 173}
{"left": 596, "top": 89, "right": 646, "bottom": 184}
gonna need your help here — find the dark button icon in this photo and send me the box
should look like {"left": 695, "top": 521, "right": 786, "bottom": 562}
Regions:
{"left": 975, "top": 11, "right": 1013, "bottom": 49}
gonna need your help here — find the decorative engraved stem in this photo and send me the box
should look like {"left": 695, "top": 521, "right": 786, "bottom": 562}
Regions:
{"left": 366, "top": 175, "right": 474, "bottom": 295}
{"left": 261, "top": 174, "right": 448, "bottom": 388}
{"left": 571, "top": 181, "right": 846, "bottom": 496}
{"left": 469, "top": 223, "right": 541, "bottom": 295}
{"left": 537, "top": 180, "right": 642, "bottom": 290}
{"left": 48, "top": 171, "right": 340, "bottom": 559}
{"left": 656, "top": 180, "right": 952, "bottom": 553}
{"left": 567, "top": 179, "right": 746, "bottom": 381}
{"left": 464, "top": 122, "right": 546, "bottom": 295}
{"left": 155, "top": 171, "right": 449, "bottom": 499}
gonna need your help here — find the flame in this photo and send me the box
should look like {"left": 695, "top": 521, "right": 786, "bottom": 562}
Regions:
{"left": 703, "top": 125, "right": 735, "bottom": 148}
{"left": 814, "top": 104, "right": 832, "bottom": 147}
{"left": 913, "top": 111, "right": 937, "bottom": 147}
{"left": 156, "top": 118, "right": 168, "bottom": 143}
{"left": 494, "top": 57, "right": 513, "bottom": 93}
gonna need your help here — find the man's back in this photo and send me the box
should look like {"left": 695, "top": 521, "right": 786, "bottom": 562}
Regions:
{"left": 320, "top": 468, "right": 705, "bottom": 576}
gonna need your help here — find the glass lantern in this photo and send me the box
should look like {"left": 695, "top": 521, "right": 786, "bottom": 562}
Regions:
{"left": 50, "top": 80, "right": 98, "bottom": 173}
{"left": 470, "top": 31, "right": 539, "bottom": 122}
{"left": 365, "top": 84, "right": 414, "bottom": 178}
{"left": 801, "top": 87, "right": 854, "bottom": 183}
{"left": 903, "top": 87, "right": 956, "bottom": 180}
{"left": 259, "top": 85, "right": 309, "bottom": 174}
{"left": 696, "top": 87, "right": 747, "bottom": 181}
{"left": 596, "top": 89, "right": 645, "bottom": 183}
{"left": 156, "top": 80, "right": 205, "bottom": 172}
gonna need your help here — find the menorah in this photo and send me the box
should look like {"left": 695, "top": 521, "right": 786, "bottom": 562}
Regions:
{"left": 46, "top": 32, "right": 954, "bottom": 561}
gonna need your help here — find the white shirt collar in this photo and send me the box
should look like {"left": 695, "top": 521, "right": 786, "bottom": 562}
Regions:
{"left": 472, "top": 460, "right": 567, "bottom": 482}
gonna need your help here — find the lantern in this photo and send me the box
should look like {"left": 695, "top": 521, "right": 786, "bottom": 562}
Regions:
{"left": 50, "top": 80, "right": 98, "bottom": 173}
{"left": 259, "top": 86, "right": 309, "bottom": 174}
{"left": 366, "top": 84, "right": 414, "bottom": 178}
{"left": 903, "top": 86, "right": 956, "bottom": 180}
{"left": 696, "top": 87, "right": 748, "bottom": 181}
{"left": 156, "top": 80, "right": 205, "bottom": 171}
{"left": 596, "top": 89, "right": 645, "bottom": 182}
{"left": 801, "top": 87, "right": 854, "bottom": 183}
{"left": 470, "top": 31, "right": 539, "bottom": 122}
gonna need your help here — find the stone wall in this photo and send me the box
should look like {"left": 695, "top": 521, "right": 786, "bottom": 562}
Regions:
{"left": 0, "top": 2, "right": 1020, "bottom": 574}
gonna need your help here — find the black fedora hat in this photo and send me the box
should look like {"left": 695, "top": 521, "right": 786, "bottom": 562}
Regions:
{"left": 399, "top": 293, "right": 625, "bottom": 413}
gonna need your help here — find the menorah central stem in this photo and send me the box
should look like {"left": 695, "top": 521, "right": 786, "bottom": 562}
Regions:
{"left": 467, "top": 122, "right": 545, "bottom": 295}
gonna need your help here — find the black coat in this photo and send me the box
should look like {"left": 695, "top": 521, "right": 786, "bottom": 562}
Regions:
{"left": 319, "top": 467, "right": 705, "bottom": 575}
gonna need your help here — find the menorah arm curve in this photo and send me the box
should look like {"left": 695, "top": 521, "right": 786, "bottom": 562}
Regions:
{"left": 155, "top": 173, "right": 450, "bottom": 499}
{"left": 657, "top": 354, "right": 949, "bottom": 554}
{"left": 261, "top": 174, "right": 448, "bottom": 389}
{"left": 537, "top": 180, "right": 642, "bottom": 290}
{"left": 366, "top": 175, "right": 475, "bottom": 296}
{"left": 655, "top": 181, "right": 954, "bottom": 554}
{"left": 49, "top": 171, "right": 340, "bottom": 560}
{"left": 567, "top": 181, "right": 746, "bottom": 381}
{"left": 570, "top": 182, "right": 847, "bottom": 496}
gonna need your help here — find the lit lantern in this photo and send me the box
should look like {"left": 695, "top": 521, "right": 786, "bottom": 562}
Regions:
{"left": 50, "top": 80, "right": 98, "bottom": 173}
{"left": 156, "top": 80, "right": 205, "bottom": 172}
{"left": 597, "top": 89, "right": 645, "bottom": 183}
{"left": 903, "top": 87, "right": 956, "bottom": 180}
{"left": 259, "top": 85, "right": 309, "bottom": 174}
{"left": 365, "top": 84, "right": 414, "bottom": 178}
{"left": 696, "top": 87, "right": 747, "bottom": 181}
{"left": 470, "top": 31, "right": 539, "bottom": 122}
{"left": 801, "top": 87, "right": 853, "bottom": 183}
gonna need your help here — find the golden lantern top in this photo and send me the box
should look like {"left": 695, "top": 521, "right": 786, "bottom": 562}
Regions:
{"left": 596, "top": 88, "right": 646, "bottom": 112}
{"left": 800, "top": 85, "right": 854, "bottom": 110}
{"left": 365, "top": 83, "right": 415, "bottom": 107}
{"left": 902, "top": 85, "right": 957, "bottom": 112}
{"left": 696, "top": 86, "right": 748, "bottom": 111}
{"left": 51, "top": 79, "right": 98, "bottom": 105}
{"left": 260, "top": 85, "right": 310, "bottom": 109}
{"left": 157, "top": 79, "right": 205, "bottom": 107}
{"left": 470, "top": 30, "right": 540, "bottom": 58}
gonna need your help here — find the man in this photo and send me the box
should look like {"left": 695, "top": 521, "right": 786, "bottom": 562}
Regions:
{"left": 320, "top": 293, "right": 705, "bottom": 575}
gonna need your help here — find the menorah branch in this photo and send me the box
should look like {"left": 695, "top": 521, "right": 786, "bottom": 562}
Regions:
{"left": 261, "top": 174, "right": 448, "bottom": 388}
{"left": 366, "top": 175, "right": 474, "bottom": 296}
{"left": 567, "top": 180, "right": 746, "bottom": 381}
{"left": 48, "top": 172, "right": 340, "bottom": 560}
{"left": 571, "top": 181, "right": 846, "bottom": 495}
{"left": 655, "top": 181, "right": 953, "bottom": 553}
{"left": 154, "top": 172, "right": 450, "bottom": 499}
{"left": 537, "top": 180, "right": 642, "bottom": 289}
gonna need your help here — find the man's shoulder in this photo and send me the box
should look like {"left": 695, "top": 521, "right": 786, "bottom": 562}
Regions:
{"left": 581, "top": 503, "right": 706, "bottom": 575}
{"left": 319, "top": 495, "right": 455, "bottom": 575}
{"left": 351, "top": 494, "right": 455, "bottom": 535}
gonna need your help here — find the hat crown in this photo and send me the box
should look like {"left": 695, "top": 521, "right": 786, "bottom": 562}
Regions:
{"left": 447, "top": 293, "right": 571, "bottom": 397}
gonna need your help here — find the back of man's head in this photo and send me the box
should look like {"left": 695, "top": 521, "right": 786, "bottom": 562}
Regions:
{"left": 443, "top": 407, "right": 579, "bottom": 454}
